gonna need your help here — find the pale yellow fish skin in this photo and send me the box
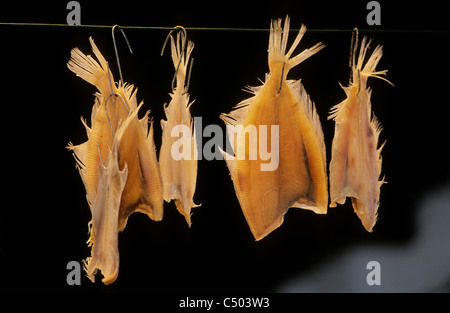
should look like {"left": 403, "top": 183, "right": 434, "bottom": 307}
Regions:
{"left": 67, "top": 38, "right": 163, "bottom": 226}
{"left": 159, "top": 31, "right": 199, "bottom": 226}
{"left": 67, "top": 38, "right": 163, "bottom": 283}
{"left": 84, "top": 130, "right": 127, "bottom": 285}
{"left": 221, "top": 16, "right": 327, "bottom": 240}
{"left": 84, "top": 104, "right": 146, "bottom": 284}
{"left": 329, "top": 34, "right": 391, "bottom": 232}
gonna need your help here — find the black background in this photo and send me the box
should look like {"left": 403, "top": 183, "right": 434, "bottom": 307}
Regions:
{"left": 0, "top": 0, "right": 449, "bottom": 292}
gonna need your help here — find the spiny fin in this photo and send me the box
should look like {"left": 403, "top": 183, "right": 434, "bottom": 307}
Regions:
{"left": 269, "top": 16, "right": 325, "bottom": 73}
{"left": 67, "top": 37, "right": 114, "bottom": 96}
{"left": 351, "top": 31, "right": 394, "bottom": 87}
{"left": 170, "top": 30, "right": 194, "bottom": 90}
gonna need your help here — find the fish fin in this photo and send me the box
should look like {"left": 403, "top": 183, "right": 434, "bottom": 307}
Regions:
{"left": 351, "top": 33, "right": 394, "bottom": 87}
{"left": 269, "top": 16, "right": 325, "bottom": 74}
{"left": 67, "top": 37, "right": 114, "bottom": 96}
{"left": 170, "top": 30, "right": 195, "bottom": 91}
{"left": 288, "top": 79, "right": 326, "bottom": 160}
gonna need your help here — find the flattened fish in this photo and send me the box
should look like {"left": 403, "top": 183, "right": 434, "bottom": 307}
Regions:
{"left": 83, "top": 108, "right": 133, "bottom": 285}
{"left": 220, "top": 16, "right": 327, "bottom": 240}
{"left": 67, "top": 37, "right": 163, "bottom": 283}
{"left": 328, "top": 31, "right": 392, "bottom": 232}
{"left": 159, "top": 29, "right": 199, "bottom": 226}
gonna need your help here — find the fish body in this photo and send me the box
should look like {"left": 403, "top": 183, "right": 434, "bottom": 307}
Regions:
{"left": 67, "top": 38, "right": 163, "bottom": 283}
{"left": 221, "top": 17, "right": 327, "bottom": 240}
{"left": 329, "top": 34, "right": 391, "bottom": 232}
{"left": 159, "top": 31, "right": 199, "bottom": 226}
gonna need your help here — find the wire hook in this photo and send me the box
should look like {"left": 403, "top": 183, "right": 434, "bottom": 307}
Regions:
{"left": 95, "top": 25, "right": 134, "bottom": 160}
{"left": 104, "top": 62, "right": 130, "bottom": 137}
{"left": 102, "top": 25, "right": 132, "bottom": 138}
{"left": 349, "top": 27, "right": 359, "bottom": 83}
{"left": 112, "top": 24, "right": 133, "bottom": 86}
{"left": 161, "top": 25, "right": 193, "bottom": 94}
{"left": 97, "top": 142, "right": 107, "bottom": 170}
{"left": 277, "top": 62, "right": 286, "bottom": 95}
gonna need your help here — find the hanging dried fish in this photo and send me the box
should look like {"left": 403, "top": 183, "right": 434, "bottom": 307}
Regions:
{"left": 220, "top": 16, "right": 327, "bottom": 240}
{"left": 328, "top": 30, "right": 392, "bottom": 232}
{"left": 67, "top": 37, "right": 163, "bottom": 283}
{"left": 159, "top": 28, "right": 200, "bottom": 226}
{"left": 83, "top": 107, "right": 135, "bottom": 285}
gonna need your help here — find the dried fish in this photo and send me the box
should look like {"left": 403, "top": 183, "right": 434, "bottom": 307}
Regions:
{"left": 159, "top": 29, "right": 200, "bottom": 226}
{"left": 221, "top": 16, "right": 327, "bottom": 240}
{"left": 328, "top": 30, "right": 392, "bottom": 232}
{"left": 67, "top": 38, "right": 163, "bottom": 283}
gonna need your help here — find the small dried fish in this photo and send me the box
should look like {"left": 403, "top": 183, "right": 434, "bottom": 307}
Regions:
{"left": 159, "top": 29, "right": 200, "bottom": 226}
{"left": 328, "top": 30, "right": 392, "bottom": 232}
{"left": 67, "top": 37, "right": 163, "bottom": 283}
{"left": 220, "top": 16, "right": 327, "bottom": 240}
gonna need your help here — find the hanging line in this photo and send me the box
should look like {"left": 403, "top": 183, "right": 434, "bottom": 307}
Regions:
{"left": 1, "top": 22, "right": 448, "bottom": 33}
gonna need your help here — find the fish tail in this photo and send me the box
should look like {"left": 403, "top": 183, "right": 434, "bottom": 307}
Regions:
{"left": 67, "top": 37, "right": 115, "bottom": 95}
{"left": 269, "top": 16, "right": 325, "bottom": 73}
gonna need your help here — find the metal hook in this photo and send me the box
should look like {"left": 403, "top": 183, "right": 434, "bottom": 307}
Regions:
{"left": 96, "top": 142, "right": 107, "bottom": 170}
{"left": 104, "top": 62, "right": 130, "bottom": 137}
{"left": 104, "top": 92, "right": 129, "bottom": 137}
{"left": 112, "top": 24, "right": 133, "bottom": 86}
{"left": 357, "top": 69, "right": 361, "bottom": 96}
{"left": 161, "top": 26, "right": 193, "bottom": 94}
{"left": 277, "top": 62, "right": 286, "bottom": 95}
{"left": 350, "top": 28, "right": 359, "bottom": 68}
{"left": 349, "top": 28, "right": 362, "bottom": 95}
{"left": 95, "top": 26, "right": 133, "bottom": 166}
{"left": 185, "top": 57, "right": 193, "bottom": 94}
{"left": 161, "top": 26, "right": 186, "bottom": 55}
{"left": 349, "top": 27, "right": 359, "bottom": 85}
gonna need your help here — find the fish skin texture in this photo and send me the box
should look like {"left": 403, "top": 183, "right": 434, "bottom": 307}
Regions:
{"left": 159, "top": 30, "right": 200, "bottom": 226}
{"left": 328, "top": 34, "right": 392, "bottom": 232}
{"left": 67, "top": 38, "right": 163, "bottom": 283}
{"left": 221, "top": 16, "right": 327, "bottom": 241}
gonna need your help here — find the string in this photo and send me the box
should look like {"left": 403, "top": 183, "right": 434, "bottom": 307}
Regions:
{"left": 0, "top": 22, "right": 448, "bottom": 33}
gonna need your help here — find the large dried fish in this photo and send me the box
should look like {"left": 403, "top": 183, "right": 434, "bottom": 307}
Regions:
{"left": 328, "top": 31, "right": 392, "bottom": 232}
{"left": 221, "top": 16, "right": 327, "bottom": 240}
{"left": 67, "top": 38, "right": 163, "bottom": 283}
{"left": 159, "top": 30, "right": 199, "bottom": 226}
